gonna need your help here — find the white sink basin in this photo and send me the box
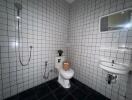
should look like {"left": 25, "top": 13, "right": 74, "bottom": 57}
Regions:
{"left": 99, "top": 61, "right": 130, "bottom": 75}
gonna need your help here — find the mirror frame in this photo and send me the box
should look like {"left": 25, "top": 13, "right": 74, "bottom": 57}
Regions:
{"left": 99, "top": 8, "right": 132, "bottom": 33}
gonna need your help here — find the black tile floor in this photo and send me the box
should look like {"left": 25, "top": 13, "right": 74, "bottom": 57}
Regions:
{"left": 5, "top": 78, "right": 110, "bottom": 100}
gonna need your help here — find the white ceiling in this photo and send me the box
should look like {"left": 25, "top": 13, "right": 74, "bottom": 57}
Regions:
{"left": 65, "top": 0, "right": 75, "bottom": 4}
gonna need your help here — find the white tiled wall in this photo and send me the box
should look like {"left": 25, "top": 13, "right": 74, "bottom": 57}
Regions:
{"left": 0, "top": 0, "right": 69, "bottom": 99}
{"left": 1, "top": 0, "right": 132, "bottom": 100}
{"left": 68, "top": 0, "right": 132, "bottom": 100}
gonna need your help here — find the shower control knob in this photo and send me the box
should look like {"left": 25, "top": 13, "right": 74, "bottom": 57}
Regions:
{"left": 30, "top": 46, "right": 33, "bottom": 48}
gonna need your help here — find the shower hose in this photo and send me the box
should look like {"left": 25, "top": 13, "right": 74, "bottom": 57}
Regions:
{"left": 17, "top": 18, "right": 32, "bottom": 66}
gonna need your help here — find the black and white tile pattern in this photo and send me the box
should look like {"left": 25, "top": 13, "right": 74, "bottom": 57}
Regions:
{"left": 0, "top": 0, "right": 132, "bottom": 100}
{"left": 4, "top": 78, "right": 110, "bottom": 100}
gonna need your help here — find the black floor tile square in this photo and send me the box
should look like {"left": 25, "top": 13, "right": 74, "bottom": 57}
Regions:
{"left": 77, "top": 83, "right": 93, "bottom": 96}
{"left": 40, "top": 93, "right": 57, "bottom": 100}
{"left": 91, "top": 94, "right": 109, "bottom": 100}
{"left": 35, "top": 84, "right": 50, "bottom": 99}
{"left": 47, "top": 79, "right": 60, "bottom": 91}
{"left": 71, "top": 88, "right": 87, "bottom": 100}
{"left": 84, "top": 96, "right": 96, "bottom": 100}
{"left": 84, "top": 95, "right": 109, "bottom": 100}
{"left": 62, "top": 94, "right": 76, "bottom": 100}
{"left": 53, "top": 87, "right": 68, "bottom": 100}
{"left": 19, "top": 88, "right": 37, "bottom": 100}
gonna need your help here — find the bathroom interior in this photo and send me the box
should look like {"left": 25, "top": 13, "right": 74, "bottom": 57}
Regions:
{"left": 0, "top": 0, "right": 132, "bottom": 100}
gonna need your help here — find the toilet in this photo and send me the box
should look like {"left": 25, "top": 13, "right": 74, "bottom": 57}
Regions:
{"left": 55, "top": 56, "right": 74, "bottom": 88}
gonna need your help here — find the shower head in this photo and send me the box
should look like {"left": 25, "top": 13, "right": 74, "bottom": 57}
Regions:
{"left": 14, "top": 2, "right": 22, "bottom": 10}
{"left": 14, "top": 3, "right": 22, "bottom": 19}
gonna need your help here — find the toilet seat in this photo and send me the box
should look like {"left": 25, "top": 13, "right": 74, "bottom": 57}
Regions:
{"left": 60, "top": 68, "right": 74, "bottom": 79}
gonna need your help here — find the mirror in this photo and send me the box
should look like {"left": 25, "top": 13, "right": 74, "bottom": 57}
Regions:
{"left": 100, "top": 8, "right": 132, "bottom": 32}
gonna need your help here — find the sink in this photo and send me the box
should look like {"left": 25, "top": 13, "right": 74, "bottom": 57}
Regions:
{"left": 99, "top": 61, "right": 131, "bottom": 75}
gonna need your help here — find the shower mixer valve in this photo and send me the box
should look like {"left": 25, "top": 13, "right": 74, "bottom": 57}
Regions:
{"left": 30, "top": 46, "right": 33, "bottom": 48}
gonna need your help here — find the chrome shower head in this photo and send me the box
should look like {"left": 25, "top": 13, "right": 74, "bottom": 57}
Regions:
{"left": 14, "top": 2, "right": 22, "bottom": 19}
{"left": 14, "top": 2, "right": 22, "bottom": 10}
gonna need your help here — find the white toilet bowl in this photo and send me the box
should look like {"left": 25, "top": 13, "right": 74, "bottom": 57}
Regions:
{"left": 58, "top": 68, "right": 74, "bottom": 88}
{"left": 55, "top": 56, "right": 74, "bottom": 88}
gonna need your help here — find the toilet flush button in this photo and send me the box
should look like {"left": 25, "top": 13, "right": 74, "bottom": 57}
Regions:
{"left": 58, "top": 59, "right": 61, "bottom": 63}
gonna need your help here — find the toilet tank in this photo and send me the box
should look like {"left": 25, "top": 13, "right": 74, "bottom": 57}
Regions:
{"left": 55, "top": 56, "right": 66, "bottom": 69}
